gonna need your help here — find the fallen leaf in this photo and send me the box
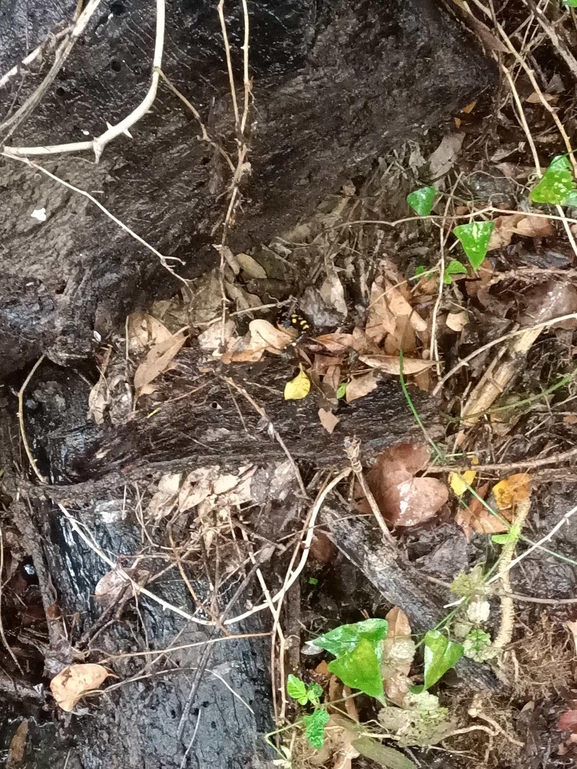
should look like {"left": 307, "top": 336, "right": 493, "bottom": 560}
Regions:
{"left": 320, "top": 270, "right": 348, "bottom": 317}
{"left": 381, "top": 607, "right": 415, "bottom": 705}
{"left": 366, "top": 278, "right": 397, "bottom": 344}
{"left": 345, "top": 372, "right": 378, "bottom": 403}
{"left": 127, "top": 312, "right": 173, "bottom": 353}
{"left": 50, "top": 664, "right": 111, "bottom": 712}
{"left": 87, "top": 350, "right": 112, "bottom": 425}
{"left": 492, "top": 473, "right": 531, "bottom": 512}
{"left": 284, "top": 369, "right": 311, "bottom": 400}
{"left": 449, "top": 470, "right": 476, "bottom": 497}
{"left": 514, "top": 215, "right": 554, "bottom": 238}
{"left": 429, "top": 133, "right": 465, "bottom": 179}
{"left": 7, "top": 719, "right": 28, "bottom": 768}
{"left": 235, "top": 252, "right": 267, "bottom": 279}
{"left": 564, "top": 414, "right": 577, "bottom": 425}
{"left": 314, "top": 332, "right": 356, "bottom": 353}
{"left": 366, "top": 444, "right": 448, "bottom": 526}
{"left": 446, "top": 311, "right": 468, "bottom": 333}
{"left": 198, "top": 319, "right": 237, "bottom": 352}
{"left": 526, "top": 91, "right": 558, "bottom": 104}
{"left": 318, "top": 408, "right": 339, "bottom": 434}
{"left": 93, "top": 568, "right": 149, "bottom": 608}
{"left": 147, "top": 472, "right": 182, "bottom": 520}
{"left": 558, "top": 709, "right": 577, "bottom": 732}
{"left": 134, "top": 328, "right": 188, "bottom": 393}
{"left": 566, "top": 620, "right": 577, "bottom": 653}
{"left": 455, "top": 482, "right": 510, "bottom": 538}
{"left": 359, "top": 354, "right": 433, "bottom": 375}
{"left": 310, "top": 531, "right": 338, "bottom": 563}
{"left": 248, "top": 319, "right": 295, "bottom": 354}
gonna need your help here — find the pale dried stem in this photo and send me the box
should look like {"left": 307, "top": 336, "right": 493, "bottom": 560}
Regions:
{"left": 345, "top": 438, "right": 394, "bottom": 545}
{"left": 0, "top": 530, "right": 23, "bottom": 672}
{"left": 3, "top": 0, "right": 166, "bottom": 161}
{"left": 18, "top": 354, "right": 48, "bottom": 485}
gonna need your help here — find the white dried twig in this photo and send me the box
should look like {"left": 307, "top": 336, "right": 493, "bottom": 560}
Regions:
{"left": 3, "top": 0, "right": 166, "bottom": 162}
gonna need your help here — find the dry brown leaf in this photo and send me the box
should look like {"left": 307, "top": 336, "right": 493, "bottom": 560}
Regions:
{"left": 526, "top": 91, "right": 558, "bottom": 104}
{"left": 93, "top": 568, "right": 149, "bottom": 608}
{"left": 320, "top": 270, "right": 348, "bottom": 317}
{"left": 429, "top": 133, "right": 465, "bottom": 179}
{"left": 248, "top": 319, "right": 295, "bottom": 354}
{"left": 446, "top": 311, "right": 468, "bottom": 332}
{"left": 134, "top": 328, "right": 188, "bottom": 393}
{"left": 366, "top": 443, "right": 448, "bottom": 526}
{"left": 221, "top": 331, "right": 266, "bottom": 364}
{"left": 487, "top": 214, "right": 524, "bottom": 251}
{"left": 7, "top": 719, "right": 28, "bottom": 768}
{"left": 127, "top": 312, "right": 173, "bottom": 353}
{"left": 307, "top": 713, "right": 360, "bottom": 768}
{"left": 198, "top": 320, "right": 236, "bottom": 352}
{"left": 345, "top": 372, "right": 378, "bottom": 403}
{"left": 455, "top": 481, "right": 510, "bottom": 538}
{"left": 147, "top": 472, "right": 182, "bottom": 520}
{"left": 381, "top": 607, "right": 415, "bottom": 705}
{"left": 50, "top": 664, "right": 111, "bottom": 712}
{"left": 514, "top": 215, "right": 554, "bottom": 238}
{"left": 313, "top": 353, "right": 344, "bottom": 375}
{"left": 235, "top": 252, "right": 267, "bottom": 279}
{"left": 315, "top": 332, "right": 356, "bottom": 353}
{"left": 318, "top": 408, "right": 339, "bottom": 434}
{"left": 359, "top": 354, "right": 432, "bottom": 375}
{"left": 323, "top": 365, "right": 342, "bottom": 395}
{"left": 366, "top": 278, "right": 396, "bottom": 344}
{"left": 87, "top": 371, "right": 110, "bottom": 425}
{"left": 310, "top": 531, "right": 338, "bottom": 563}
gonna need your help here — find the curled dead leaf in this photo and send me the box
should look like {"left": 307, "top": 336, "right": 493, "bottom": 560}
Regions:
{"left": 50, "top": 664, "right": 111, "bottom": 712}
{"left": 134, "top": 328, "right": 188, "bottom": 394}
{"left": 345, "top": 372, "right": 378, "bottom": 403}
{"left": 248, "top": 319, "right": 295, "bottom": 354}
{"left": 366, "top": 443, "right": 448, "bottom": 527}
{"left": 127, "top": 312, "right": 172, "bottom": 353}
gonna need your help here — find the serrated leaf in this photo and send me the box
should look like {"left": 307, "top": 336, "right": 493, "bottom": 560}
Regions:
{"left": 284, "top": 368, "right": 311, "bottom": 400}
{"left": 287, "top": 674, "right": 308, "bottom": 704}
{"left": 303, "top": 708, "right": 330, "bottom": 749}
{"left": 407, "top": 186, "right": 436, "bottom": 216}
{"left": 453, "top": 222, "right": 495, "bottom": 271}
{"left": 463, "top": 629, "right": 495, "bottom": 662}
{"left": 328, "top": 637, "right": 384, "bottom": 698}
{"left": 308, "top": 682, "right": 323, "bottom": 701}
{"left": 421, "top": 631, "right": 464, "bottom": 690}
{"left": 443, "top": 260, "right": 468, "bottom": 285}
{"left": 531, "top": 155, "right": 576, "bottom": 205}
{"left": 313, "top": 618, "right": 388, "bottom": 657}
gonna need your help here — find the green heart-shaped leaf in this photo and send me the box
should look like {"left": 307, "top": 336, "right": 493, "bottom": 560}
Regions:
{"left": 453, "top": 221, "right": 495, "bottom": 271}
{"left": 407, "top": 186, "right": 436, "bottom": 216}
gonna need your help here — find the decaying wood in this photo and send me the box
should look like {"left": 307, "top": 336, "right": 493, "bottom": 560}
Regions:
{"left": 321, "top": 504, "right": 500, "bottom": 691}
{"left": 26, "top": 354, "right": 443, "bottom": 499}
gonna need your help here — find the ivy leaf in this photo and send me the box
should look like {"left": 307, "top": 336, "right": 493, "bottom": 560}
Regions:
{"left": 491, "top": 523, "right": 520, "bottom": 545}
{"left": 284, "top": 368, "right": 311, "bottom": 400}
{"left": 531, "top": 155, "right": 576, "bottom": 205}
{"left": 564, "top": 189, "right": 577, "bottom": 206}
{"left": 443, "top": 260, "right": 468, "bottom": 285}
{"left": 287, "top": 674, "right": 309, "bottom": 705}
{"left": 421, "top": 630, "right": 464, "bottom": 690}
{"left": 303, "top": 709, "right": 330, "bottom": 750}
{"left": 453, "top": 222, "right": 495, "bottom": 271}
{"left": 328, "top": 637, "right": 384, "bottom": 698}
{"left": 312, "top": 618, "right": 388, "bottom": 657}
{"left": 463, "top": 629, "right": 495, "bottom": 663}
{"left": 407, "top": 186, "right": 436, "bottom": 216}
{"left": 563, "top": 0, "right": 577, "bottom": 6}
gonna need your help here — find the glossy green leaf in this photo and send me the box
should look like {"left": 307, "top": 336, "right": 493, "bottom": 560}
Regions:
{"left": 313, "top": 618, "right": 388, "bottom": 657}
{"left": 563, "top": 0, "right": 577, "bottom": 6}
{"left": 328, "top": 637, "right": 384, "bottom": 698}
{"left": 443, "top": 260, "right": 468, "bottom": 285}
{"left": 531, "top": 155, "right": 576, "bottom": 205}
{"left": 564, "top": 189, "right": 577, "bottom": 206}
{"left": 407, "top": 186, "right": 436, "bottom": 216}
{"left": 287, "top": 674, "right": 309, "bottom": 705}
{"left": 303, "top": 708, "right": 329, "bottom": 749}
{"left": 337, "top": 382, "right": 347, "bottom": 399}
{"left": 453, "top": 221, "right": 495, "bottom": 271}
{"left": 422, "top": 630, "right": 464, "bottom": 690}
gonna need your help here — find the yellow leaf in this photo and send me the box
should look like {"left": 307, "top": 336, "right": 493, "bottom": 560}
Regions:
{"left": 492, "top": 473, "right": 531, "bottom": 511}
{"left": 284, "top": 369, "right": 311, "bottom": 400}
{"left": 449, "top": 470, "right": 476, "bottom": 496}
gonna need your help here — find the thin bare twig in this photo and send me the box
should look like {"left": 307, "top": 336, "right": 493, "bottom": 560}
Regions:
{"left": 17, "top": 355, "right": 48, "bottom": 484}
{"left": 0, "top": 25, "right": 72, "bottom": 90}
{"left": 344, "top": 438, "right": 394, "bottom": 545}
{"left": 3, "top": 0, "right": 166, "bottom": 161}
{"left": 0, "top": 0, "right": 102, "bottom": 140}
{"left": 0, "top": 530, "right": 23, "bottom": 672}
